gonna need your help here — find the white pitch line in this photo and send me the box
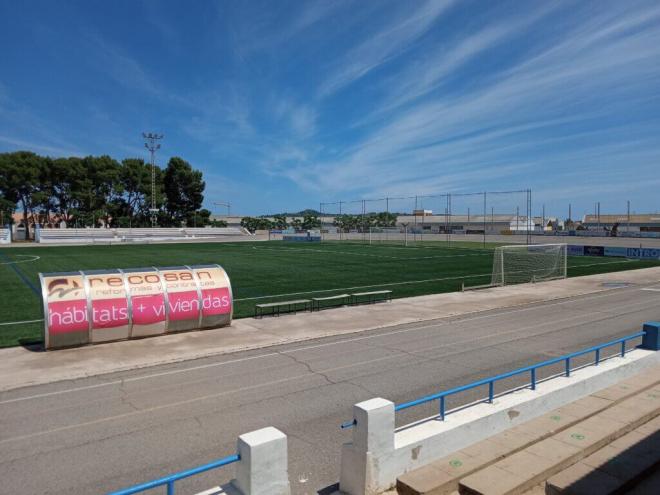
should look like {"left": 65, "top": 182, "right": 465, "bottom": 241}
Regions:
{"left": 0, "top": 254, "right": 40, "bottom": 265}
{"left": 251, "top": 245, "right": 489, "bottom": 261}
{"left": 0, "top": 281, "right": 651, "bottom": 406}
{"left": 0, "top": 319, "right": 43, "bottom": 327}
{"left": 234, "top": 259, "right": 638, "bottom": 301}
{"left": 640, "top": 288, "right": 660, "bottom": 292}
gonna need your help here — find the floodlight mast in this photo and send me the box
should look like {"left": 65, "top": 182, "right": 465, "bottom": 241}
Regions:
{"left": 143, "top": 132, "right": 164, "bottom": 228}
{"left": 213, "top": 201, "right": 231, "bottom": 216}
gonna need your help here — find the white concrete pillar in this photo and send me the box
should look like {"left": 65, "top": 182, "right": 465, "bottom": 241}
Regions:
{"left": 233, "top": 427, "right": 290, "bottom": 495}
{"left": 339, "top": 398, "right": 395, "bottom": 495}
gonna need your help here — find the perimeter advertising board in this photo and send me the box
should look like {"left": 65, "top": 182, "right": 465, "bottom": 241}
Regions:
{"left": 40, "top": 264, "right": 232, "bottom": 349}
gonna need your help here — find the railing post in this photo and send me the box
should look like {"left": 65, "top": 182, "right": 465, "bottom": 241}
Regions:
{"left": 235, "top": 427, "right": 290, "bottom": 495}
{"left": 340, "top": 398, "right": 395, "bottom": 495}
{"left": 621, "top": 341, "right": 626, "bottom": 357}
{"left": 530, "top": 368, "right": 536, "bottom": 390}
{"left": 595, "top": 348, "right": 600, "bottom": 365}
{"left": 565, "top": 358, "right": 570, "bottom": 377}
{"left": 167, "top": 481, "right": 174, "bottom": 495}
{"left": 641, "top": 322, "right": 660, "bottom": 350}
{"left": 488, "top": 381, "right": 494, "bottom": 403}
{"left": 440, "top": 396, "right": 445, "bottom": 420}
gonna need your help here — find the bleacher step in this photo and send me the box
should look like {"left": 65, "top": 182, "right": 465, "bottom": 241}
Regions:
{"left": 457, "top": 388, "right": 659, "bottom": 495}
{"left": 545, "top": 415, "right": 660, "bottom": 495}
{"left": 396, "top": 373, "right": 660, "bottom": 495}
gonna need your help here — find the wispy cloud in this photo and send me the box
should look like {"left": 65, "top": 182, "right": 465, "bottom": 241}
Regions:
{"left": 318, "top": 0, "right": 455, "bottom": 97}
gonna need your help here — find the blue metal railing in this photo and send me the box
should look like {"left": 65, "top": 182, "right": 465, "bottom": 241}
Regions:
{"left": 341, "top": 331, "right": 645, "bottom": 429}
{"left": 108, "top": 453, "right": 240, "bottom": 495}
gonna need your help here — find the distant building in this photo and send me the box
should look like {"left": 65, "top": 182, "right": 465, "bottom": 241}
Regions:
{"left": 582, "top": 214, "right": 660, "bottom": 233}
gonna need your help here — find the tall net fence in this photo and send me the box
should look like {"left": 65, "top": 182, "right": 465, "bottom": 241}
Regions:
{"left": 319, "top": 190, "right": 532, "bottom": 245}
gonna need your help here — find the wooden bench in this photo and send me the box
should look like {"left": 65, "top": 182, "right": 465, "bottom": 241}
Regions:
{"left": 350, "top": 290, "right": 392, "bottom": 305}
{"left": 254, "top": 299, "right": 311, "bottom": 318}
{"left": 311, "top": 294, "right": 350, "bottom": 311}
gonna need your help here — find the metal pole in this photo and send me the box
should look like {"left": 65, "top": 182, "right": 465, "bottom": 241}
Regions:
{"left": 627, "top": 200, "right": 630, "bottom": 233}
{"left": 569, "top": 203, "right": 572, "bottom": 229}
{"left": 542, "top": 204, "right": 545, "bottom": 233}
{"left": 448, "top": 193, "right": 451, "bottom": 246}
{"left": 414, "top": 196, "right": 418, "bottom": 243}
{"left": 516, "top": 206, "right": 519, "bottom": 235}
{"left": 362, "top": 199, "right": 366, "bottom": 243}
{"left": 143, "top": 132, "right": 163, "bottom": 228}
{"left": 483, "top": 192, "right": 487, "bottom": 248}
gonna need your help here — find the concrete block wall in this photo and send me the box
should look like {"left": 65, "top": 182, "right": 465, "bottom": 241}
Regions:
{"left": 339, "top": 346, "right": 660, "bottom": 494}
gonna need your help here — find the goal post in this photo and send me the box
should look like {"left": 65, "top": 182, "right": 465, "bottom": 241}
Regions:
{"left": 491, "top": 243, "right": 567, "bottom": 286}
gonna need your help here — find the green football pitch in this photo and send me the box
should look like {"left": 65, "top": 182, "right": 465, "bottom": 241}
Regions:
{"left": 0, "top": 240, "right": 657, "bottom": 347}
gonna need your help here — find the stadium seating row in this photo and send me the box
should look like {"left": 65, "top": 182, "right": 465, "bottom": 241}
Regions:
{"left": 35, "top": 226, "right": 250, "bottom": 243}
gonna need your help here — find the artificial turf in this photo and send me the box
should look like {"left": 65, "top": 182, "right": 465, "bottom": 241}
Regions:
{"left": 0, "top": 240, "right": 657, "bottom": 347}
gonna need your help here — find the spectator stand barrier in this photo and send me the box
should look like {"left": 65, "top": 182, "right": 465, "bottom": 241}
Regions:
{"left": 341, "top": 330, "right": 650, "bottom": 429}
{"left": 338, "top": 324, "right": 660, "bottom": 494}
{"left": 40, "top": 264, "right": 233, "bottom": 349}
{"left": 108, "top": 427, "right": 290, "bottom": 495}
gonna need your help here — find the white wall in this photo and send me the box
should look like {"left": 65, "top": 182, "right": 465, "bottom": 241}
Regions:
{"left": 339, "top": 348, "right": 660, "bottom": 494}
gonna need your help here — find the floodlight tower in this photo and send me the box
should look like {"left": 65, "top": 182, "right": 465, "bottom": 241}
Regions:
{"left": 143, "top": 132, "right": 164, "bottom": 228}
{"left": 213, "top": 201, "right": 231, "bottom": 216}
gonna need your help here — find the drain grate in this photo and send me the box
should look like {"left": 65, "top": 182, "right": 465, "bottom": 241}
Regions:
{"left": 602, "top": 281, "right": 631, "bottom": 288}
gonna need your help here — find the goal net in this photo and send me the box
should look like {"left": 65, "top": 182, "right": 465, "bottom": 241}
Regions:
{"left": 491, "top": 244, "right": 567, "bottom": 286}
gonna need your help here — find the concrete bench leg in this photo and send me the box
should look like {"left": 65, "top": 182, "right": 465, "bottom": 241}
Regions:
{"left": 234, "top": 427, "right": 290, "bottom": 495}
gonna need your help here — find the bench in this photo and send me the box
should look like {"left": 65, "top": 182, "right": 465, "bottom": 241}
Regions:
{"left": 350, "top": 290, "right": 392, "bottom": 305}
{"left": 311, "top": 294, "right": 350, "bottom": 311}
{"left": 254, "top": 299, "right": 311, "bottom": 318}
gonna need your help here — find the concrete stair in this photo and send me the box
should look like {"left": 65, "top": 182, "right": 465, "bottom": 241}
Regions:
{"left": 545, "top": 416, "right": 660, "bottom": 494}
{"left": 395, "top": 368, "right": 660, "bottom": 495}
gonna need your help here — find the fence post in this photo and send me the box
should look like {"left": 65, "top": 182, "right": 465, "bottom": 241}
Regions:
{"left": 340, "top": 398, "right": 395, "bottom": 495}
{"left": 234, "top": 427, "right": 290, "bottom": 495}
{"left": 641, "top": 322, "right": 660, "bottom": 350}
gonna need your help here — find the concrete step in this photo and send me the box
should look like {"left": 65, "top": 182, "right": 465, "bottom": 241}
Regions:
{"left": 545, "top": 416, "right": 660, "bottom": 495}
{"left": 623, "top": 464, "right": 660, "bottom": 494}
{"left": 396, "top": 370, "right": 660, "bottom": 495}
{"left": 457, "top": 387, "right": 660, "bottom": 495}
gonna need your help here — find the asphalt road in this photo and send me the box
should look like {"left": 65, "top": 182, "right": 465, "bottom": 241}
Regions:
{"left": 1, "top": 283, "right": 659, "bottom": 495}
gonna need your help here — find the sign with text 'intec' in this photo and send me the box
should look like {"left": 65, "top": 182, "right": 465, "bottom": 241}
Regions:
{"left": 40, "top": 264, "right": 233, "bottom": 349}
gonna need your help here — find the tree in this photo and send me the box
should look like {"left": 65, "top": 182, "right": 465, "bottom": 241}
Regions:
{"left": 164, "top": 157, "right": 205, "bottom": 225}
{"left": 0, "top": 151, "right": 45, "bottom": 238}
{"left": 185, "top": 208, "right": 212, "bottom": 227}
{"left": 302, "top": 214, "right": 321, "bottom": 230}
{"left": 272, "top": 214, "right": 288, "bottom": 229}
{"left": 240, "top": 216, "right": 273, "bottom": 233}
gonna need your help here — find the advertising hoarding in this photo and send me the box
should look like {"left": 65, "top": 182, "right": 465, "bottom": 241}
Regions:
{"left": 583, "top": 245, "right": 605, "bottom": 257}
{"left": 626, "top": 248, "right": 660, "bottom": 260}
{"left": 567, "top": 245, "right": 584, "bottom": 256}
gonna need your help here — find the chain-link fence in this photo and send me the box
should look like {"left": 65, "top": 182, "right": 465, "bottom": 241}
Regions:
{"left": 319, "top": 190, "right": 532, "bottom": 245}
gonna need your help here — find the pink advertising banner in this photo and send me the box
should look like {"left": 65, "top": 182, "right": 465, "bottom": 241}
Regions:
{"left": 40, "top": 264, "right": 232, "bottom": 349}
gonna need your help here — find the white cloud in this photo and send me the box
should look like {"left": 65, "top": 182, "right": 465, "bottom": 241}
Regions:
{"left": 318, "top": 0, "right": 455, "bottom": 97}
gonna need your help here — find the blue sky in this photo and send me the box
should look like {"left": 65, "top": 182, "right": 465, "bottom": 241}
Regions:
{"left": 1, "top": 0, "right": 659, "bottom": 218}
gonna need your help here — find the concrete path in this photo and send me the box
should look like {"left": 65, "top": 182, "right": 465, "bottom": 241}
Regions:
{"left": 1, "top": 267, "right": 660, "bottom": 392}
{"left": 0, "top": 270, "right": 659, "bottom": 494}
